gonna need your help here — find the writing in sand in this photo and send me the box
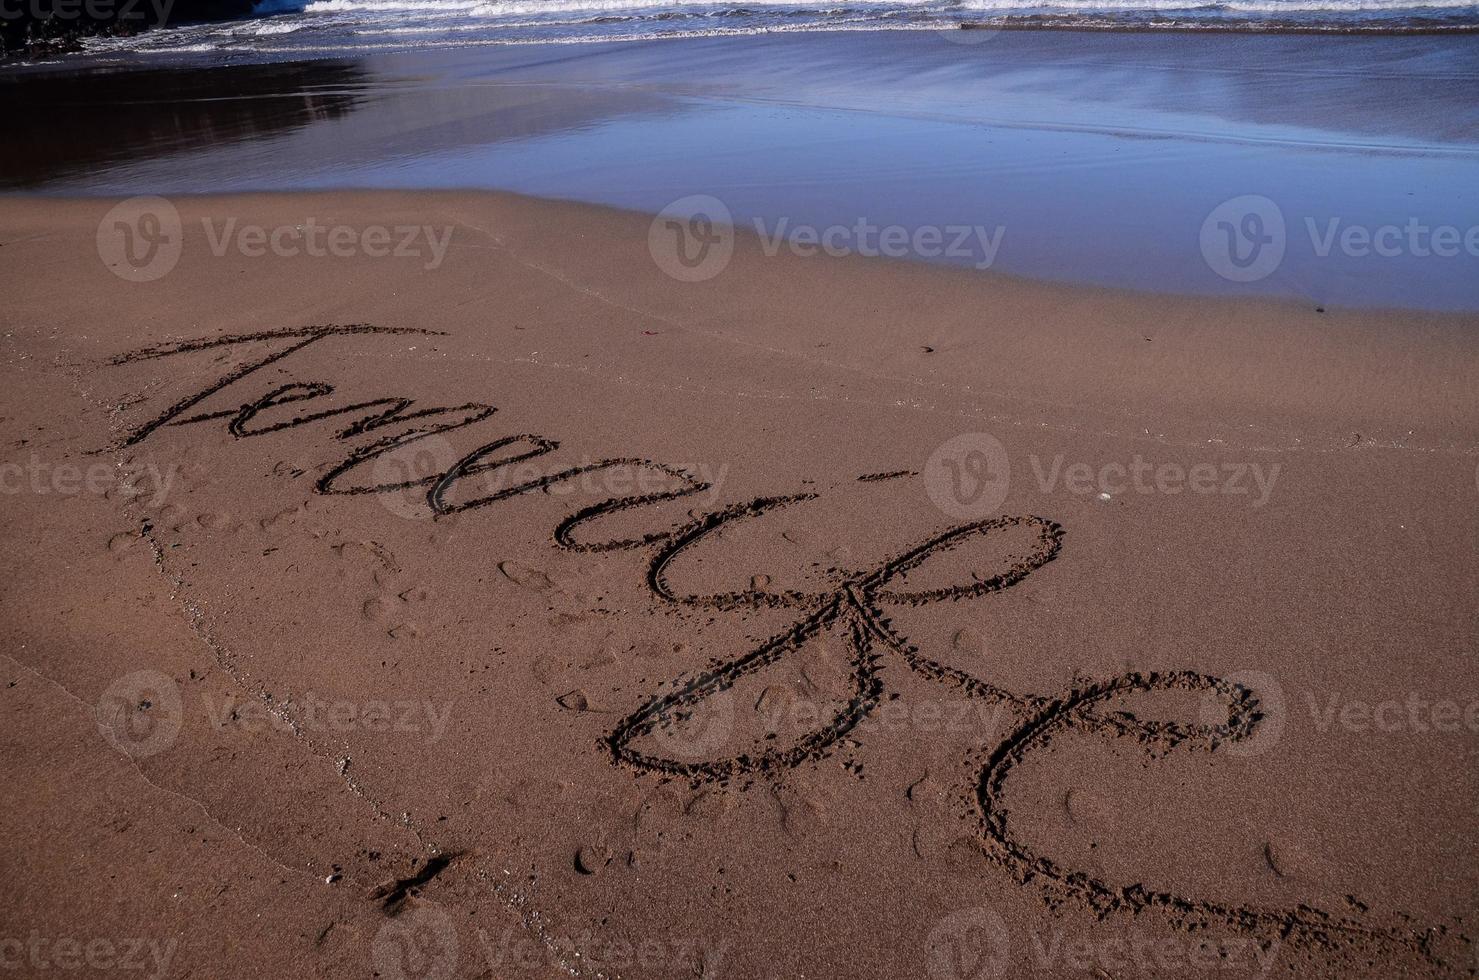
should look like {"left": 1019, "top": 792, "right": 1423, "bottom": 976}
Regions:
{"left": 104, "top": 324, "right": 1460, "bottom": 973}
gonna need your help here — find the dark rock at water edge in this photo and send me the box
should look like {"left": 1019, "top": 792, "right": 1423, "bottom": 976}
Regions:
{"left": 1, "top": 0, "right": 258, "bottom": 59}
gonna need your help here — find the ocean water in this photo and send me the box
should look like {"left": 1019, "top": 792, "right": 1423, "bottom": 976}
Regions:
{"left": 10, "top": 30, "right": 1477, "bottom": 310}
{"left": 75, "top": 0, "right": 1479, "bottom": 60}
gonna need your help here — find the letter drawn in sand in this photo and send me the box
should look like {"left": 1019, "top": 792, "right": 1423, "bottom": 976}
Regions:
{"left": 101, "top": 325, "right": 1464, "bottom": 975}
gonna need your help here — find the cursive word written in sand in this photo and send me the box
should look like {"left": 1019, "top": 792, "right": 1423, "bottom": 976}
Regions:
{"left": 104, "top": 324, "right": 1457, "bottom": 975}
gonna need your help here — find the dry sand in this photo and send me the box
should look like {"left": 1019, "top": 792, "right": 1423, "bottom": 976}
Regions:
{"left": 0, "top": 191, "right": 1475, "bottom": 978}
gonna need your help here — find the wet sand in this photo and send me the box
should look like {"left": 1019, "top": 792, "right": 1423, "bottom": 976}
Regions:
{"left": 6, "top": 30, "right": 1479, "bottom": 310}
{"left": 0, "top": 190, "right": 1475, "bottom": 978}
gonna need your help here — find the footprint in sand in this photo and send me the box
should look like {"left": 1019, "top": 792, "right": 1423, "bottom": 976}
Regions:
{"left": 106, "top": 531, "right": 140, "bottom": 556}
{"left": 574, "top": 843, "right": 613, "bottom": 876}
{"left": 576, "top": 646, "right": 618, "bottom": 670}
{"left": 629, "top": 641, "right": 672, "bottom": 660}
{"left": 361, "top": 581, "right": 431, "bottom": 639}
{"left": 261, "top": 503, "right": 309, "bottom": 531}
{"left": 362, "top": 598, "right": 393, "bottom": 621}
{"left": 633, "top": 786, "right": 684, "bottom": 836}
{"left": 904, "top": 773, "right": 959, "bottom": 861}
{"left": 556, "top": 689, "right": 593, "bottom": 712}
{"left": 334, "top": 540, "right": 398, "bottom": 572}
{"left": 797, "top": 639, "right": 845, "bottom": 696}
{"left": 772, "top": 784, "right": 830, "bottom": 840}
{"left": 905, "top": 769, "right": 941, "bottom": 806}
{"left": 952, "top": 627, "right": 987, "bottom": 657}
{"left": 754, "top": 684, "right": 794, "bottom": 722}
{"left": 780, "top": 528, "right": 813, "bottom": 549}
{"left": 530, "top": 655, "right": 558, "bottom": 686}
{"left": 1063, "top": 787, "right": 1115, "bottom": 829}
{"left": 499, "top": 560, "right": 553, "bottom": 591}
{"left": 910, "top": 822, "right": 961, "bottom": 862}
{"left": 195, "top": 511, "right": 232, "bottom": 531}
{"left": 1263, "top": 838, "right": 1313, "bottom": 879}
{"left": 941, "top": 834, "right": 995, "bottom": 874}
{"left": 684, "top": 788, "right": 733, "bottom": 821}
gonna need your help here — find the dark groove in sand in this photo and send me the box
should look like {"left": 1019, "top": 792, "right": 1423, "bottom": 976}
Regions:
{"left": 105, "top": 324, "right": 1464, "bottom": 974}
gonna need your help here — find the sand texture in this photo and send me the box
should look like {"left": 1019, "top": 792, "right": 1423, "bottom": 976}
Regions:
{"left": 0, "top": 191, "right": 1475, "bottom": 979}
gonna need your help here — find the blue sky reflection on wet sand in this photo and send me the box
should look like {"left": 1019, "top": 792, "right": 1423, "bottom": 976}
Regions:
{"left": 9, "top": 30, "right": 1479, "bottom": 310}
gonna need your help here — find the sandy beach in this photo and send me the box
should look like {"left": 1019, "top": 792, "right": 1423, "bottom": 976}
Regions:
{"left": 0, "top": 187, "right": 1474, "bottom": 977}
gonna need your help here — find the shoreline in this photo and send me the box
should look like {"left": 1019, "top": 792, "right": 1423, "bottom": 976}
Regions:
{"left": 960, "top": 18, "right": 1479, "bottom": 35}
{"left": 3, "top": 21, "right": 1474, "bottom": 72}
{"left": 6, "top": 31, "right": 1478, "bottom": 312}
{"left": 5, "top": 186, "right": 1477, "bottom": 453}
{"left": 13, "top": 187, "right": 1479, "bottom": 325}
{"left": 6, "top": 14, "right": 1477, "bottom": 64}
